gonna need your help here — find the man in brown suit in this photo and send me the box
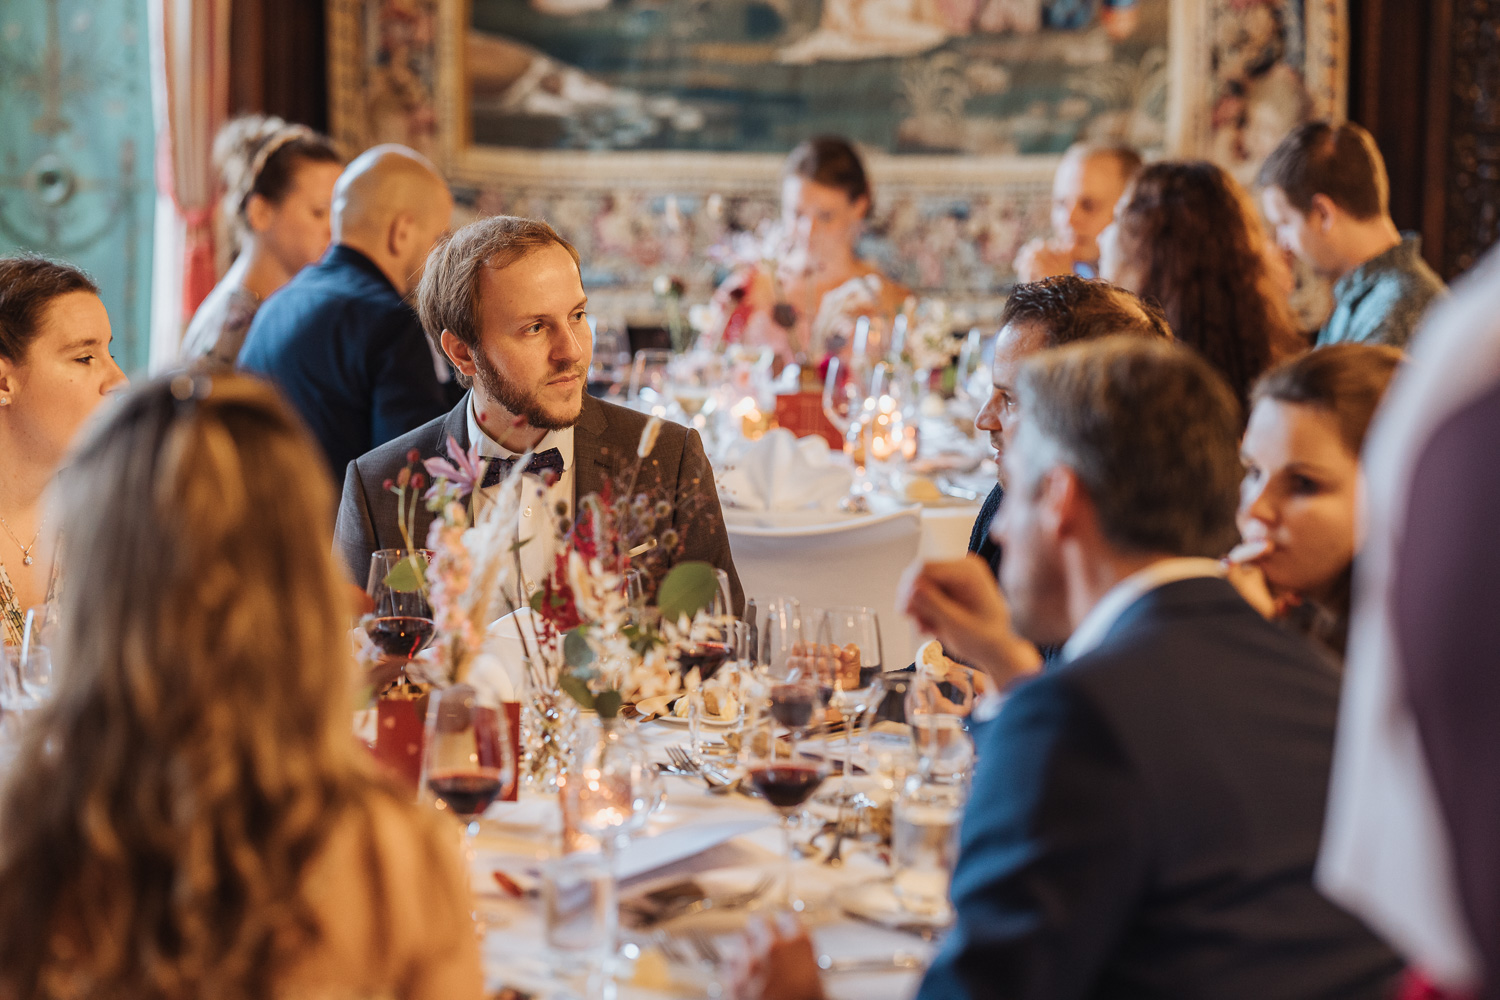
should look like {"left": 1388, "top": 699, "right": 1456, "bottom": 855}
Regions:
{"left": 334, "top": 215, "right": 741, "bottom": 611}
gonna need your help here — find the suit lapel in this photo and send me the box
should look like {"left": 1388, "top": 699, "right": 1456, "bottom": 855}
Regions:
{"left": 573, "top": 394, "right": 615, "bottom": 500}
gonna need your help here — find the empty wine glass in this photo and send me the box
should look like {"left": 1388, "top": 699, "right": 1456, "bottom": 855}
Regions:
{"left": 672, "top": 615, "right": 734, "bottom": 761}
{"left": 628, "top": 348, "right": 673, "bottom": 406}
{"left": 822, "top": 355, "right": 877, "bottom": 473}
{"left": 758, "top": 597, "right": 804, "bottom": 681}
{"left": 814, "top": 606, "right": 885, "bottom": 802}
{"left": 366, "top": 548, "right": 435, "bottom": 661}
{"left": 742, "top": 718, "right": 829, "bottom": 912}
{"left": 666, "top": 351, "right": 720, "bottom": 423}
{"left": 587, "top": 315, "right": 632, "bottom": 399}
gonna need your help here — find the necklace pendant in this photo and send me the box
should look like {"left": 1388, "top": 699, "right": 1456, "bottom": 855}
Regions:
{"left": 22, "top": 554, "right": 33, "bottom": 566}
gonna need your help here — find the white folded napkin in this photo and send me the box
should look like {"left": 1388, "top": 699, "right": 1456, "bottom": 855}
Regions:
{"left": 717, "top": 428, "right": 853, "bottom": 512}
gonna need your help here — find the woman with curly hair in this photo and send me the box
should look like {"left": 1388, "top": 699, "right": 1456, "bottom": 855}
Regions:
{"left": 181, "top": 116, "right": 343, "bottom": 368}
{"left": 1099, "top": 160, "right": 1305, "bottom": 413}
{"left": 0, "top": 373, "right": 481, "bottom": 1000}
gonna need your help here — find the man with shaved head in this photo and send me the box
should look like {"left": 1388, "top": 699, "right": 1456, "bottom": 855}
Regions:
{"left": 239, "top": 144, "right": 458, "bottom": 478}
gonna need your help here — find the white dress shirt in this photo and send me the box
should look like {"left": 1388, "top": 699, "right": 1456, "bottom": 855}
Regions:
{"left": 466, "top": 397, "right": 575, "bottom": 597}
{"left": 1059, "top": 557, "right": 1226, "bottom": 662}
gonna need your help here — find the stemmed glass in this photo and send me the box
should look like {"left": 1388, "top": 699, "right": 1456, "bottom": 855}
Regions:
{"left": 671, "top": 615, "right": 735, "bottom": 762}
{"left": 743, "top": 722, "right": 829, "bottom": 912}
{"left": 822, "top": 355, "right": 876, "bottom": 475}
{"left": 421, "top": 682, "right": 517, "bottom": 927}
{"left": 365, "top": 548, "right": 436, "bottom": 662}
{"left": 814, "top": 606, "right": 885, "bottom": 801}
{"left": 666, "top": 351, "right": 720, "bottom": 424}
{"left": 758, "top": 597, "right": 804, "bottom": 681}
{"left": 628, "top": 348, "right": 674, "bottom": 407}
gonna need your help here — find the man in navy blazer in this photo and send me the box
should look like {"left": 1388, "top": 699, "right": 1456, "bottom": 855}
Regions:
{"left": 733, "top": 338, "right": 1400, "bottom": 1000}
{"left": 238, "top": 144, "right": 459, "bottom": 479}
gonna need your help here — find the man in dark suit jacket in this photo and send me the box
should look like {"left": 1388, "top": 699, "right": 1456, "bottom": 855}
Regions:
{"left": 734, "top": 338, "right": 1399, "bottom": 1000}
{"left": 968, "top": 276, "right": 1172, "bottom": 578}
{"left": 335, "top": 214, "right": 741, "bottom": 611}
{"left": 239, "top": 144, "right": 459, "bottom": 479}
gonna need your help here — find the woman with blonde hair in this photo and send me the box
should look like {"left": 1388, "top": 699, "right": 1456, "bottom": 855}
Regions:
{"left": 0, "top": 372, "right": 481, "bottom": 999}
{"left": 181, "top": 115, "right": 343, "bottom": 367}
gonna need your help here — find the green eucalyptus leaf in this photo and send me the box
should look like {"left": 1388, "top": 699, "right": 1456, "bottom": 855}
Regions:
{"left": 529, "top": 590, "right": 545, "bottom": 613}
{"left": 563, "top": 628, "right": 596, "bottom": 669}
{"left": 559, "top": 672, "right": 595, "bottom": 710}
{"left": 595, "top": 690, "right": 623, "bottom": 719}
{"left": 657, "top": 561, "right": 718, "bottom": 624}
{"left": 383, "top": 552, "right": 427, "bottom": 593}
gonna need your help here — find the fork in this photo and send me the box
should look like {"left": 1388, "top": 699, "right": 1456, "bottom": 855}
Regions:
{"left": 666, "top": 745, "right": 732, "bottom": 792}
{"left": 687, "top": 930, "right": 722, "bottom": 965}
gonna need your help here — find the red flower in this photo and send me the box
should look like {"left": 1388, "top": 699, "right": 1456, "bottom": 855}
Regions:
{"left": 407, "top": 448, "right": 421, "bottom": 464}
{"left": 382, "top": 478, "right": 395, "bottom": 491}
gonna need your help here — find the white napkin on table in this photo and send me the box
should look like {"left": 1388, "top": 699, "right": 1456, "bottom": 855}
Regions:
{"left": 717, "top": 428, "right": 852, "bottom": 512}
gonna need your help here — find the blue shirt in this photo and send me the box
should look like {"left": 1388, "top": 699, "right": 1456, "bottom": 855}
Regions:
{"left": 238, "top": 245, "right": 452, "bottom": 480}
{"left": 1318, "top": 235, "right": 1447, "bottom": 349}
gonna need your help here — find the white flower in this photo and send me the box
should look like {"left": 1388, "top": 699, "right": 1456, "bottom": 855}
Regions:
{"left": 637, "top": 416, "right": 663, "bottom": 458}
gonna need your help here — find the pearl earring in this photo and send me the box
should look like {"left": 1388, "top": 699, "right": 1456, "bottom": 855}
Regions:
{"left": 0, "top": 397, "right": 9, "bottom": 406}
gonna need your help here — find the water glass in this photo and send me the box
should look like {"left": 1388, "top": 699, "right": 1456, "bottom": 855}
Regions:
{"left": 892, "top": 779, "right": 964, "bottom": 918}
{"left": 544, "top": 850, "right": 617, "bottom": 963}
{"left": 758, "top": 597, "right": 804, "bottom": 680}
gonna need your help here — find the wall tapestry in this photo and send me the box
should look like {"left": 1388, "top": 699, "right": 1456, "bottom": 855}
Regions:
{"left": 329, "top": 0, "right": 1345, "bottom": 317}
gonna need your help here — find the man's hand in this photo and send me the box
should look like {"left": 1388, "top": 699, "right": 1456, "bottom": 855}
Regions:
{"left": 1014, "top": 236, "right": 1077, "bottom": 284}
{"left": 900, "top": 554, "right": 1043, "bottom": 686}
{"left": 726, "top": 913, "right": 827, "bottom": 1000}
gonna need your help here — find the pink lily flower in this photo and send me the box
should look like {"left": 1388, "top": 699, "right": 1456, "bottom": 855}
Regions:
{"left": 423, "top": 435, "right": 488, "bottom": 501}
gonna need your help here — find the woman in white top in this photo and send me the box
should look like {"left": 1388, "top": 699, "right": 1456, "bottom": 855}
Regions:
{"left": 180, "top": 116, "right": 343, "bottom": 368}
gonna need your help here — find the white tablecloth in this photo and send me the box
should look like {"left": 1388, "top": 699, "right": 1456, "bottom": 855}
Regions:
{"left": 472, "top": 721, "right": 936, "bottom": 999}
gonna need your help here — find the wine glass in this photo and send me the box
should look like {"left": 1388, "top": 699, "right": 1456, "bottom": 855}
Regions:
{"left": 672, "top": 615, "right": 735, "bottom": 762}
{"left": 366, "top": 548, "right": 436, "bottom": 662}
{"left": 822, "top": 355, "right": 876, "bottom": 470}
{"left": 743, "top": 726, "right": 830, "bottom": 912}
{"left": 628, "top": 348, "right": 673, "bottom": 406}
{"left": 421, "top": 681, "right": 517, "bottom": 928}
{"left": 666, "top": 351, "right": 719, "bottom": 423}
{"left": 587, "top": 315, "right": 632, "bottom": 399}
{"left": 758, "top": 597, "right": 804, "bottom": 681}
{"left": 814, "top": 606, "right": 885, "bottom": 802}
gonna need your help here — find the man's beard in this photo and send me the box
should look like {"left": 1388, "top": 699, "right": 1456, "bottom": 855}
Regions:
{"left": 473, "top": 352, "right": 585, "bottom": 432}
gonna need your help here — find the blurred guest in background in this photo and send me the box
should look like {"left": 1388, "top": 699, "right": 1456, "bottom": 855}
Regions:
{"left": 1013, "top": 143, "right": 1142, "bottom": 282}
{"left": 1228, "top": 343, "right": 1402, "bottom": 660}
{"left": 1260, "top": 121, "right": 1446, "bottom": 349}
{"left": 0, "top": 373, "right": 482, "bottom": 999}
{"left": 179, "top": 115, "right": 343, "bottom": 368}
{"left": 239, "top": 143, "right": 457, "bottom": 480}
{"left": 739, "top": 338, "right": 1401, "bottom": 1000}
{"left": 0, "top": 256, "right": 127, "bottom": 646}
{"left": 703, "top": 136, "right": 908, "bottom": 371}
{"left": 1100, "top": 159, "right": 1304, "bottom": 413}
{"left": 970, "top": 275, "right": 1170, "bottom": 576}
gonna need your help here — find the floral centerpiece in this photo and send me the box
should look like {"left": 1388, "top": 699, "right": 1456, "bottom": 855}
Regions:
{"left": 399, "top": 415, "right": 722, "bottom": 788}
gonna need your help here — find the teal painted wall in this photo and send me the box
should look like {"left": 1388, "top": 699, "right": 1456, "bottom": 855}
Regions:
{"left": 0, "top": 0, "right": 155, "bottom": 375}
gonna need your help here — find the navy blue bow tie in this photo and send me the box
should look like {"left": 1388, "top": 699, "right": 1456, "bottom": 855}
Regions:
{"left": 480, "top": 448, "right": 566, "bottom": 489}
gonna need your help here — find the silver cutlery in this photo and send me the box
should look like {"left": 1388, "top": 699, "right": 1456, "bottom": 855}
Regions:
{"left": 817, "top": 953, "right": 925, "bottom": 974}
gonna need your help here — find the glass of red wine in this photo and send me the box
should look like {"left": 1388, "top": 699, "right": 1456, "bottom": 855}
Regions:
{"left": 366, "top": 548, "right": 436, "bottom": 663}
{"left": 421, "top": 682, "right": 517, "bottom": 926}
{"left": 743, "top": 734, "right": 829, "bottom": 911}
{"left": 672, "top": 616, "right": 734, "bottom": 762}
